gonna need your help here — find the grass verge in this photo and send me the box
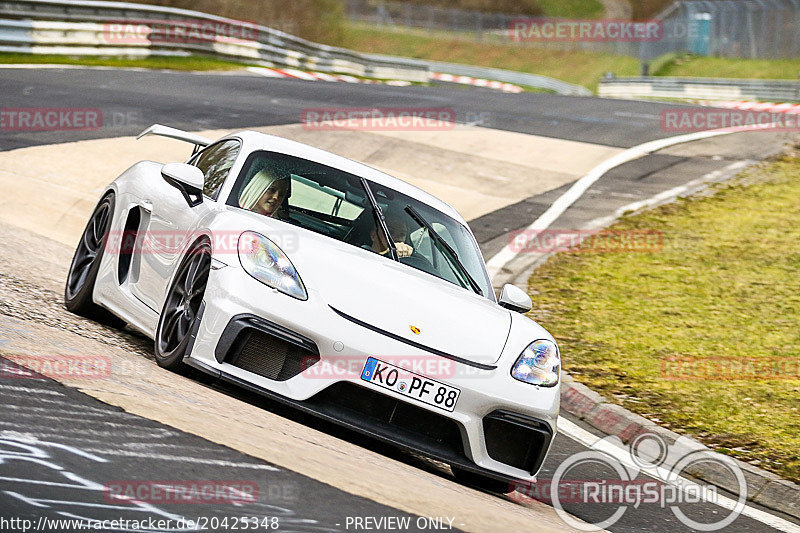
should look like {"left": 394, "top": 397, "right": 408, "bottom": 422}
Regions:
{"left": 654, "top": 53, "right": 800, "bottom": 80}
{"left": 339, "top": 25, "right": 800, "bottom": 92}
{"left": 537, "top": 0, "right": 605, "bottom": 18}
{"left": 339, "top": 25, "right": 641, "bottom": 92}
{"left": 526, "top": 153, "right": 800, "bottom": 482}
{"left": 0, "top": 53, "right": 252, "bottom": 71}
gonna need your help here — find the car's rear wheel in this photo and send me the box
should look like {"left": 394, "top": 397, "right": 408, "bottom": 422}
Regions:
{"left": 64, "top": 193, "right": 122, "bottom": 326}
{"left": 451, "top": 466, "right": 515, "bottom": 494}
{"left": 154, "top": 239, "right": 211, "bottom": 370}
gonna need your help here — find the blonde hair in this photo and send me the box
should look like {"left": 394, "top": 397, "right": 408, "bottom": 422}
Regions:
{"left": 239, "top": 169, "right": 290, "bottom": 211}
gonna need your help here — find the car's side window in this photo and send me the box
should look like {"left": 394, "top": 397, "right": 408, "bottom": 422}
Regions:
{"left": 191, "top": 140, "right": 241, "bottom": 199}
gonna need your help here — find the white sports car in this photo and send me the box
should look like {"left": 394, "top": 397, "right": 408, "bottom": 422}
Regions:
{"left": 64, "top": 124, "right": 561, "bottom": 492}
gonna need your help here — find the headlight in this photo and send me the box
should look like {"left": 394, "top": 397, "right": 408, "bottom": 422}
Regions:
{"left": 238, "top": 231, "right": 307, "bottom": 300}
{"left": 511, "top": 339, "right": 560, "bottom": 387}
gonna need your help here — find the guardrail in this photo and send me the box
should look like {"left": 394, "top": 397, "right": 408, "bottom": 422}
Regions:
{"left": 0, "top": 0, "right": 430, "bottom": 81}
{"left": 599, "top": 76, "right": 800, "bottom": 102}
{"left": 424, "top": 60, "right": 591, "bottom": 96}
{"left": 0, "top": 0, "right": 590, "bottom": 96}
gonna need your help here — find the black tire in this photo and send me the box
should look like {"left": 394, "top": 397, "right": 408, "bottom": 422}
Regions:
{"left": 64, "top": 193, "right": 123, "bottom": 326}
{"left": 451, "top": 466, "right": 515, "bottom": 494}
{"left": 154, "top": 239, "right": 212, "bottom": 370}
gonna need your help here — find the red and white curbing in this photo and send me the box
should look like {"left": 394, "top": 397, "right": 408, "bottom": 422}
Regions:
{"left": 430, "top": 72, "right": 523, "bottom": 93}
{"left": 699, "top": 100, "right": 800, "bottom": 114}
{"left": 246, "top": 66, "right": 411, "bottom": 86}
{"left": 247, "top": 66, "right": 525, "bottom": 93}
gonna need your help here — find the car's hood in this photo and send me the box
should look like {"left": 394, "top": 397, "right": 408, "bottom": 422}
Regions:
{"left": 292, "top": 229, "right": 511, "bottom": 366}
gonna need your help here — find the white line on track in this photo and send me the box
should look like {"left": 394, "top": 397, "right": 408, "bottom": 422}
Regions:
{"left": 0, "top": 384, "right": 64, "bottom": 396}
{"left": 0, "top": 423, "right": 176, "bottom": 439}
{"left": 79, "top": 449, "right": 280, "bottom": 470}
{"left": 2, "top": 404, "right": 139, "bottom": 419}
{"left": 583, "top": 159, "right": 753, "bottom": 231}
{"left": 0, "top": 413, "right": 154, "bottom": 428}
{"left": 486, "top": 127, "right": 761, "bottom": 279}
{"left": 558, "top": 418, "right": 800, "bottom": 533}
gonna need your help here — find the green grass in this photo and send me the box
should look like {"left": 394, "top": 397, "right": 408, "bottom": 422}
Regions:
{"left": 339, "top": 25, "right": 641, "bottom": 92}
{"left": 0, "top": 53, "right": 252, "bottom": 71}
{"left": 537, "top": 0, "right": 605, "bottom": 19}
{"left": 338, "top": 25, "right": 800, "bottom": 92}
{"left": 527, "top": 155, "right": 800, "bottom": 482}
{"left": 654, "top": 53, "right": 800, "bottom": 79}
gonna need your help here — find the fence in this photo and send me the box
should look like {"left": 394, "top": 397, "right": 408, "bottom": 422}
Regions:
{"left": 346, "top": 0, "right": 800, "bottom": 60}
{"left": 640, "top": 0, "right": 800, "bottom": 61}
{"left": 598, "top": 76, "right": 800, "bottom": 102}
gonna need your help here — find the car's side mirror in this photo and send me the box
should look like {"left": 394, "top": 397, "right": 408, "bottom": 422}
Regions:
{"left": 499, "top": 284, "right": 532, "bottom": 313}
{"left": 161, "top": 162, "right": 204, "bottom": 207}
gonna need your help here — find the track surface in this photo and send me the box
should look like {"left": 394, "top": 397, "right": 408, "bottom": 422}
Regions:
{"left": 1, "top": 68, "right": 798, "bottom": 533}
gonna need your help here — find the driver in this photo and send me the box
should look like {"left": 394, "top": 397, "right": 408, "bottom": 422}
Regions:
{"left": 368, "top": 214, "right": 413, "bottom": 258}
{"left": 239, "top": 168, "right": 291, "bottom": 219}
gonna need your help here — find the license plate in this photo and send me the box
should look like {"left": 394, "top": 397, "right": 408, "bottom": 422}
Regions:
{"left": 360, "top": 357, "right": 460, "bottom": 412}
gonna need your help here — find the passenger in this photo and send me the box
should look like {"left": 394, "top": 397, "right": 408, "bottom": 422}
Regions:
{"left": 239, "top": 169, "right": 291, "bottom": 219}
{"left": 368, "top": 215, "right": 413, "bottom": 258}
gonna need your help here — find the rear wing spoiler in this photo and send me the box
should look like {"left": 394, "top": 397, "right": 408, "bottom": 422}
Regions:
{"left": 137, "top": 124, "right": 212, "bottom": 154}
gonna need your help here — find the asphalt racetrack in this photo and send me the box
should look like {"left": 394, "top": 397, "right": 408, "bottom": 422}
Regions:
{"left": 1, "top": 67, "right": 798, "bottom": 533}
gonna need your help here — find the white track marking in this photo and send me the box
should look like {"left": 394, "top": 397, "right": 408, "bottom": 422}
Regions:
{"left": 584, "top": 160, "right": 753, "bottom": 230}
{"left": 245, "top": 66, "right": 285, "bottom": 78}
{"left": 558, "top": 418, "right": 800, "bottom": 533}
{"left": 0, "top": 384, "right": 64, "bottom": 395}
{"left": 486, "top": 127, "right": 762, "bottom": 280}
{"left": 2, "top": 404, "right": 140, "bottom": 419}
{"left": 79, "top": 449, "right": 280, "bottom": 470}
{"left": 277, "top": 68, "right": 319, "bottom": 81}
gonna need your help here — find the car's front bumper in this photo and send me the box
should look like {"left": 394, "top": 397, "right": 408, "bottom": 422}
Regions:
{"left": 186, "top": 262, "right": 560, "bottom": 482}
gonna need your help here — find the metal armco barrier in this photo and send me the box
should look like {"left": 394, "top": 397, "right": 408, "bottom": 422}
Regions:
{"left": 0, "top": 0, "right": 590, "bottom": 95}
{"left": 424, "top": 60, "right": 591, "bottom": 96}
{"left": 0, "top": 0, "right": 430, "bottom": 81}
{"left": 599, "top": 76, "right": 800, "bottom": 102}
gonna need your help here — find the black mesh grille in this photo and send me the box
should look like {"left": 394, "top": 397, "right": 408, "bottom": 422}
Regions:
{"left": 313, "top": 382, "right": 465, "bottom": 454}
{"left": 483, "top": 411, "right": 551, "bottom": 475}
{"left": 227, "top": 329, "right": 319, "bottom": 382}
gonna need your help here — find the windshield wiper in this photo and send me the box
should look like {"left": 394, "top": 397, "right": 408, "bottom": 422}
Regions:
{"left": 360, "top": 178, "right": 398, "bottom": 261}
{"left": 404, "top": 205, "right": 483, "bottom": 296}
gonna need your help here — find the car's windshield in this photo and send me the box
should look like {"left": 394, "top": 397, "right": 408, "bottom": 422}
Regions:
{"left": 227, "top": 150, "right": 493, "bottom": 299}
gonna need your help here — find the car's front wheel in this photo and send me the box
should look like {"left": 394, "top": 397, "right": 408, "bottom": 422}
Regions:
{"left": 154, "top": 239, "right": 212, "bottom": 370}
{"left": 451, "top": 466, "right": 515, "bottom": 494}
{"left": 64, "top": 192, "right": 120, "bottom": 325}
